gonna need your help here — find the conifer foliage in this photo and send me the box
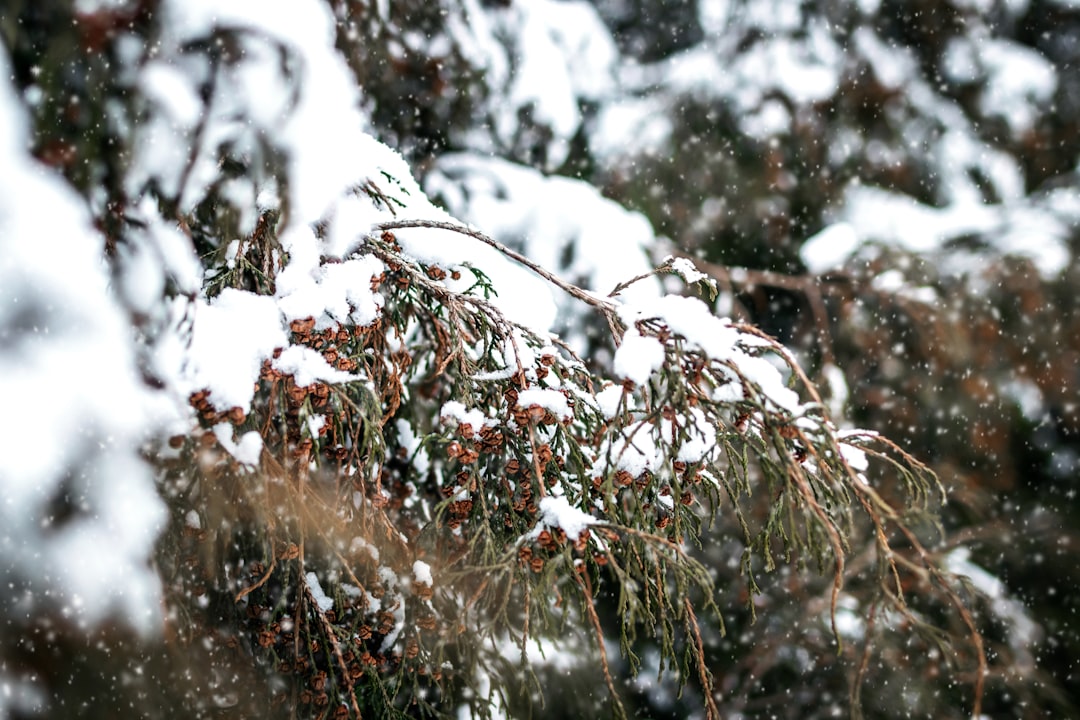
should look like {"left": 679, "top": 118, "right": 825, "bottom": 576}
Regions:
{"left": 162, "top": 200, "right": 967, "bottom": 718}
{"left": 8, "top": 0, "right": 1071, "bottom": 718}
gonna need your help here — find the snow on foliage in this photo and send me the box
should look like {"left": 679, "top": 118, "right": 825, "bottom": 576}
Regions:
{"left": 532, "top": 495, "right": 599, "bottom": 542}
{"left": 816, "top": 184, "right": 1071, "bottom": 277}
{"left": 469, "top": 0, "right": 618, "bottom": 168}
{"left": 188, "top": 289, "right": 287, "bottom": 413}
{"left": 129, "top": 0, "right": 570, "bottom": 429}
{"left": 426, "top": 152, "right": 661, "bottom": 334}
{"left": 593, "top": 0, "right": 1070, "bottom": 280}
{"left": 943, "top": 36, "right": 1057, "bottom": 136}
{"left": 614, "top": 329, "right": 666, "bottom": 386}
{"left": 619, "top": 294, "right": 801, "bottom": 412}
{"left": 0, "top": 48, "right": 172, "bottom": 633}
{"left": 101, "top": 0, "right": 946, "bottom": 705}
{"left": 149, "top": 0, "right": 375, "bottom": 224}
{"left": 7, "top": 0, "right": 1055, "bottom": 715}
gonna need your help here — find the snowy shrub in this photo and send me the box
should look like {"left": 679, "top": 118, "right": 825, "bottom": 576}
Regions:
{"left": 10, "top": 0, "right": 1080, "bottom": 717}
{"left": 0, "top": 44, "right": 171, "bottom": 642}
{"left": 156, "top": 174, "right": 968, "bottom": 717}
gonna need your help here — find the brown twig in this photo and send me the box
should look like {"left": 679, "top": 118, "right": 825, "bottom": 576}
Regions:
{"left": 687, "top": 253, "right": 843, "bottom": 367}
{"left": 234, "top": 544, "right": 277, "bottom": 603}
{"left": 850, "top": 597, "right": 881, "bottom": 719}
{"left": 301, "top": 575, "right": 364, "bottom": 718}
{"left": 684, "top": 598, "right": 721, "bottom": 720}
{"left": 375, "top": 219, "right": 620, "bottom": 319}
{"left": 894, "top": 523, "right": 987, "bottom": 718}
{"left": 576, "top": 569, "right": 627, "bottom": 720}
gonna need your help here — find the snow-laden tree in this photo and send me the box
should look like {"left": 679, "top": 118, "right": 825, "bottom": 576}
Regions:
{"left": 575, "top": 3, "right": 1080, "bottom": 716}
{"left": 332, "top": 1, "right": 1079, "bottom": 716}
{"left": 5, "top": 0, "right": 1075, "bottom": 718}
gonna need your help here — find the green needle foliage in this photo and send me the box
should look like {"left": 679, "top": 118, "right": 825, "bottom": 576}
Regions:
{"left": 157, "top": 186, "right": 980, "bottom": 719}
{"left": 0, "top": 2, "right": 1017, "bottom": 718}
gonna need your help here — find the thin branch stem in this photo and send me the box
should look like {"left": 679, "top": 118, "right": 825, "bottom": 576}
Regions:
{"left": 685, "top": 598, "right": 721, "bottom": 720}
{"left": 375, "top": 219, "right": 620, "bottom": 319}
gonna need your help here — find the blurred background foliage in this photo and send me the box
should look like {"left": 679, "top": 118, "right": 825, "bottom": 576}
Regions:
{"left": 3, "top": 0, "right": 1079, "bottom": 717}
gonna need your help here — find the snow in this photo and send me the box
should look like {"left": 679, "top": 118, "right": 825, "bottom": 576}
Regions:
{"left": 821, "top": 363, "right": 850, "bottom": 420}
{"left": 378, "top": 567, "right": 407, "bottom": 651}
{"left": 138, "top": 61, "right": 203, "bottom": 129}
{"left": 496, "top": 634, "right": 583, "bottom": 672}
{"left": 840, "top": 187, "right": 959, "bottom": 252}
{"left": 533, "top": 495, "right": 598, "bottom": 541}
{"left": 612, "top": 12, "right": 842, "bottom": 142}
{"left": 74, "top": 0, "right": 134, "bottom": 12}
{"left": 944, "top": 37, "right": 1057, "bottom": 136}
{"left": 945, "top": 548, "right": 1040, "bottom": 649}
{"left": 995, "top": 205, "right": 1071, "bottom": 276}
{"left": 838, "top": 441, "right": 869, "bottom": 473}
{"left": 485, "top": 0, "right": 618, "bottom": 168}
{"left": 427, "top": 153, "right": 659, "bottom": 336}
{"left": 870, "top": 270, "right": 906, "bottom": 293}
{"left": 807, "top": 185, "right": 1071, "bottom": 278}
{"left": 435, "top": 248, "right": 557, "bottom": 336}
{"left": 801, "top": 223, "right": 860, "bottom": 274}
{"left": 307, "top": 415, "right": 326, "bottom": 437}
{"left": 0, "top": 47, "right": 172, "bottom": 633}
{"left": 189, "top": 288, "right": 287, "bottom": 412}
{"left": 853, "top": 26, "right": 916, "bottom": 91}
{"left": 674, "top": 408, "right": 718, "bottom": 464}
{"left": 396, "top": 419, "right": 431, "bottom": 476}
{"left": 350, "top": 537, "right": 380, "bottom": 562}
{"left": 667, "top": 256, "right": 710, "bottom": 287}
{"left": 739, "top": 35, "right": 841, "bottom": 106}
{"left": 441, "top": 401, "right": 489, "bottom": 432}
{"left": 515, "top": 389, "right": 573, "bottom": 422}
{"left": 1001, "top": 378, "right": 1045, "bottom": 421}
{"left": 159, "top": 0, "right": 374, "bottom": 224}
{"left": 697, "top": 0, "right": 734, "bottom": 35}
{"left": 505, "top": 5, "right": 581, "bottom": 145}
{"left": 212, "top": 424, "right": 265, "bottom": 466}
{"left": 619, "top": 295, "right": 801, "bottom": 414}
{"left": 832, "top": 594, "right": 866, "bottom": 641}
{"left": 595, "top": 385, "right": 627, "bottom": 420}
{"left": 533, "top": 1, "right": 618, "bottom": 101}
{"left": 613, "top": 329, "right": 666, "bottom": 387}
{"left": 742, "top": 99, "right": 792, "bottom": 139}
{"left": 272, "top": 346, "right": 359, "bottom": 387}
{"left": 355, "top": 156, "right": 561, "bottom": 334}
{"left": 304, "top": 571, "right": 334, "bottom": 612}
{"left": 128, "top": 197, "right": 203, "bottom": 294}
{"left": 115, "top": 235, "right": 166, "bottom": 316}
{"left": 592, "top": 96, "right": 674, "bottom": 160}
{"left": 184, "top": 510, "right": 202, "bottom": 530}
{"left": 413, "top": 560, "right": 433, "bottom": 587}
{"left": 4, "top": 0, "right": 1074, "bottom": 708}
{"left": 744, "top": 0, "right": 803, "bottom": 32}
{"left": 601, "top": 422, "right": 660, "bottom": 478}
{"left": 589, "top": 0, "right": 1073, "bottom": 292}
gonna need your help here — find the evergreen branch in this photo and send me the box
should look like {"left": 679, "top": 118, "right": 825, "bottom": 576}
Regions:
{"left": 374, "top": 219, "right": 621, "bottom": 321}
